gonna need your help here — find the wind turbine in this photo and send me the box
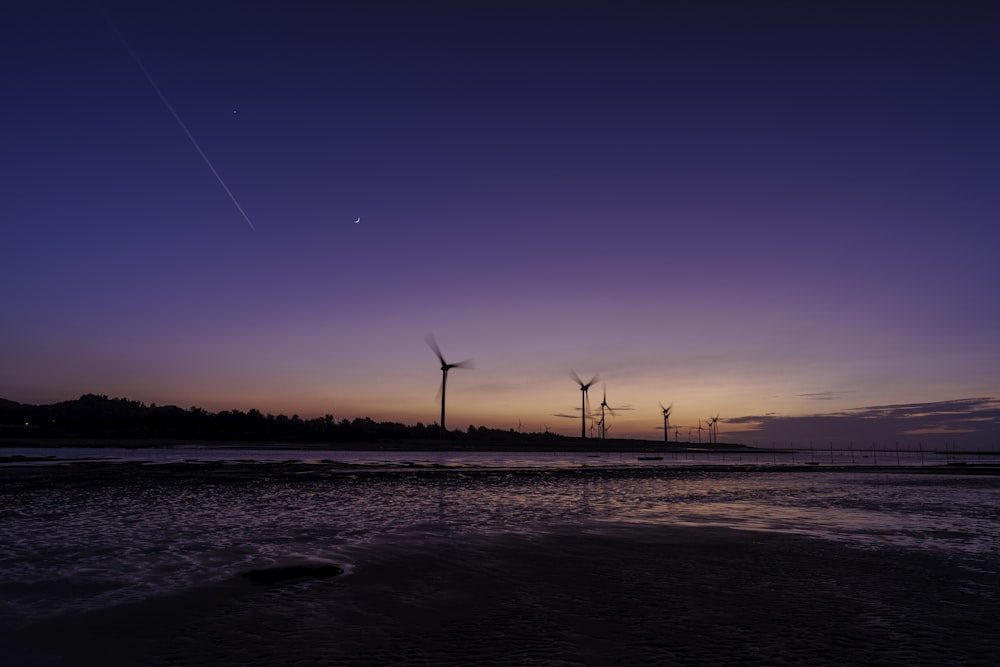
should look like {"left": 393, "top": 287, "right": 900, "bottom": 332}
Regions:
{"left": 571, "top": 371, "right": 598, "bottom": 439}
{"left": 697, "top": 419, "right": 703, "bottom": 444}
{"left": 599, "top": 386, "right": 617, "bottom": 439}
{"left": 659, "top": 402, "right": 672, "bottom": 443}
{"left": 426, "top": 334, "right": 473, "bottom": 435}
{"left": 709, "top": 413, "right": 720, "bottom": 444}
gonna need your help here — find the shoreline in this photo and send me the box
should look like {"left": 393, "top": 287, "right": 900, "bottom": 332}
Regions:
{"left": 0, "top": 434, "right": 759, "bottom": 453}
{"left": 3, "top": 455, "right": 1000, "bottom": 477}
{"left": 4, "top": 435, "right": 996, "bottom": 459}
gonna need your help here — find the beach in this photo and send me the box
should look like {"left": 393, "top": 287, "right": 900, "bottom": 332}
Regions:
{"left": 2, "top": 459, "right": 999, "bottom": 665}
{"left": 8, "top": 525, "right": 1000, "bottom": 666}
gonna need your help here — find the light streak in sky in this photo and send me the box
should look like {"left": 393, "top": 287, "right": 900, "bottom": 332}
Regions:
{"left": 103, "top": 11, "right": 257, "bottom": 232}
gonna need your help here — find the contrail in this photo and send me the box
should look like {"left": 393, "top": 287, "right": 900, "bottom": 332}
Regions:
{"left": 103, "top": 12, "right": 257, "bottom": 232}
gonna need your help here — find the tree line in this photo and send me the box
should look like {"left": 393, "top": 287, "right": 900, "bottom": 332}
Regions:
{"left": 0, "top": 394, "right": 563, "bottom": 443}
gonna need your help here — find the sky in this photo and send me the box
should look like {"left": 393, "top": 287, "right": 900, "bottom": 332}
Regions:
{"left": 3, "top": 1, "right": 999, "bottom": 446}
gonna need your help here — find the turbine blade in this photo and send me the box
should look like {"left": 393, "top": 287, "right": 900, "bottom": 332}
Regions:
{"left": 570, "top": 370, "right": 584, "bottom": 387}
{"left": 452, "top": 358, "right": 474, "bottom": 370}
{"left": 425, "top": 333, "right": 446, "bottom": 366}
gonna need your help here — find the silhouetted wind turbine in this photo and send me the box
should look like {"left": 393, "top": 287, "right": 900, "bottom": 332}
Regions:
{"left": 571, "top": 371, "right": 598, "bottom": 439}
{"left": 659, "top": 402, "right": 672, "bottom": 443}
{"left": 599, "top": 386, "right": 617, "bottom": 439}
{"left": 697, "top": 419, "right": 703, "bottom": 444}
{"left": 709, "top": 413, "right": 720, "bottom": 444}
{"left": 426, "top": 334, "right": 473, "bottom": 435}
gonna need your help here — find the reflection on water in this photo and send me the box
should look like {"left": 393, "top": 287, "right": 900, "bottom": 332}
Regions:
{"left": 1, "top": 461, "right": 998, "bottom": 627}
{"left": 4, "top": 444, "right": 1000, "bottom": 468}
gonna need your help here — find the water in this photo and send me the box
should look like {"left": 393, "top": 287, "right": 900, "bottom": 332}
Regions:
{"left": 3, "top": 443, "right": 998, "bottom": 467}
{"left": 1, "top": 449, "right": 998, "bottom": 630}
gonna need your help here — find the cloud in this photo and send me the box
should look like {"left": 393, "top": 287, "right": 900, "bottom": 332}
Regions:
{"left": 724, "top": 397, "right": 1000, "bottom": 449}
{"left": 723, "top": 414, "right": 771, "bottom": 425}
{"left": 795, "top": 391, "right": 851, "bottom": 401}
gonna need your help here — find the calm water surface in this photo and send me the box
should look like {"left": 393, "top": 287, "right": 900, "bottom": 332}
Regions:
{"left": 1, "top": 449, "right": 998, "bottom": 629}
{"left": 3, "top": 444, "right": 999, "bottom": 467}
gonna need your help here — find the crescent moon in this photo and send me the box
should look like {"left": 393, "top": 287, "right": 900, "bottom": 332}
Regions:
{"left": 354, "top": 217, "right": 361, "bottom": 224}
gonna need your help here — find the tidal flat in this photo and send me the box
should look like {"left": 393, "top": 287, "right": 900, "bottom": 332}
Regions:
{"left": 2, "top": 457, "right": 998, "bottom": 665}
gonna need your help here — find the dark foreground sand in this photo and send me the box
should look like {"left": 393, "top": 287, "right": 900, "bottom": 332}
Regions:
{"left": 5, "top": 524, "right": 999, "bottom": 666}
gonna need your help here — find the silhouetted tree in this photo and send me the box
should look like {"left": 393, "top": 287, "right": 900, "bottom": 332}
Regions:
{"left": 0, "top": 394, "right": 572, "bottom": 444}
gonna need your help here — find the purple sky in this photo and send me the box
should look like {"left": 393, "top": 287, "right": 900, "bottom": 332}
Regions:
{"left": 4, "top": 1, "right": 999, "bottom": 446}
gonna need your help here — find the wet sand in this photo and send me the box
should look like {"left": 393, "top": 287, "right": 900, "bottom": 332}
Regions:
{"left": 6, "top": 523, "right": 999, "bottom": 666}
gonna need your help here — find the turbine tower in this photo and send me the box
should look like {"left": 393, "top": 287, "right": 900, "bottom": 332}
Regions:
{"left": 571, "top": 371, "right": 598, "bottom": 439}
{"left": 426, "top": 334, "right": 473, "bottom": 435}
{"left": 709, "top": 413, "right": 720, "bottom": 444}
{"left": 599, "top": 386, "right": 617, "bottom": 439}
{"left": 659, "top": 402, "right": 672, "bottom": 443}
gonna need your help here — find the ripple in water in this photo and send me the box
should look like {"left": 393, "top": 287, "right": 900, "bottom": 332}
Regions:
{"left": 0, "top": 465, "right": 997, "bottom": 627}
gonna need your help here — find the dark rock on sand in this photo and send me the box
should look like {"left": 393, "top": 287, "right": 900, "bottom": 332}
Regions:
{"left": 241, "top": 564, "right": 343, "bottom": 584}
